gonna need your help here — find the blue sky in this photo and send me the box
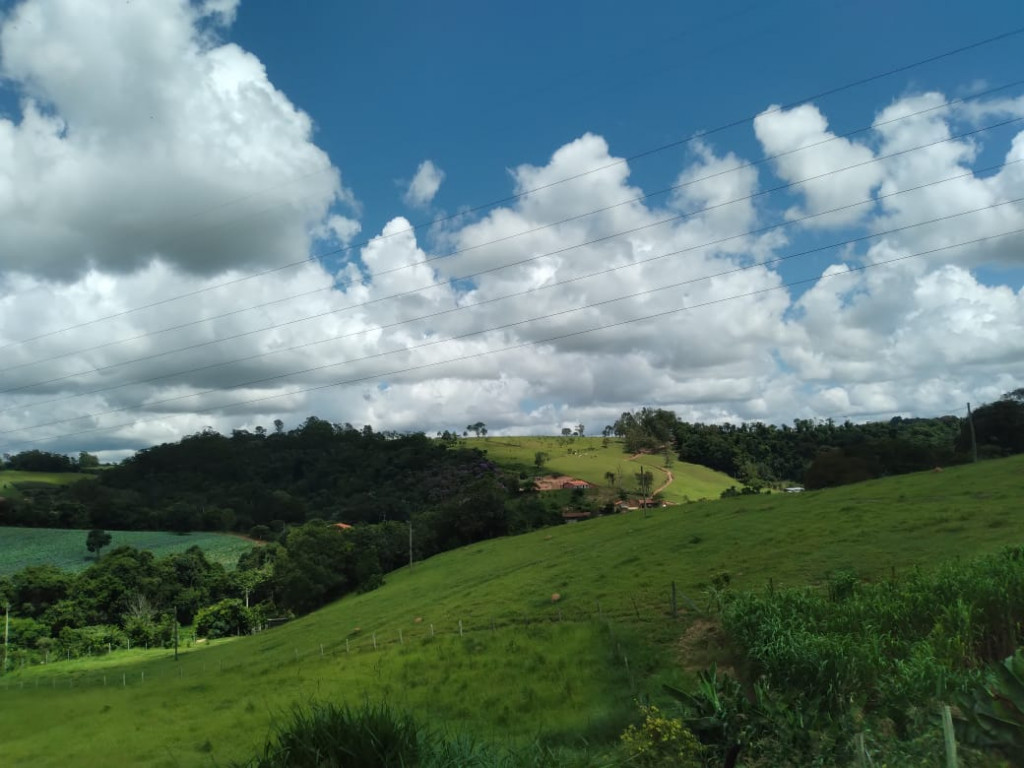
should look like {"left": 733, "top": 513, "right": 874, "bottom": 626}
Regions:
{"left": 228, "top": 0, "right": 1024, "bottom": 248}
{"left": 0, "top": 0, "right": 1022, "bottom": 457}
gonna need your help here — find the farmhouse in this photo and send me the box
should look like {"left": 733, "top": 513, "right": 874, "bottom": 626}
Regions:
{"left": 561, "top": 480, "right": 591, "bottom": 490}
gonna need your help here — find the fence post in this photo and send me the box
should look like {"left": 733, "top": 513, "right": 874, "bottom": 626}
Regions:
{"left": 942, "top": 705, "right": 958, "bottom": 768}
{"left": 854, "top": 733, "right": 867, "bottom": 766}
{"left": 399, "top": 630, "right": 404, "bottom": 645}
{"left": 671, "top": 581, "right": 678, "bottom": 618}
{"left": 430, "top": 623, "right": 435, "bottom": 638}
{"left": 320, "top": 644, "right": 324, "bottom": 657}
{"left": 372, "top": 633, "right": 377, "bottom": 650}
{"left": 458, "top": 620, "right": 463, "bottom": 637}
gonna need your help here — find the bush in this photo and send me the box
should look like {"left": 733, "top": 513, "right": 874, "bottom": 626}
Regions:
{"left": 239, "top": 701, "right": 503, "bottom": 767}
{"left": 195, "top": 599, "right": 261, "bottom": 639}
{"left": 620, "top": 704, "right": 703, "bottom": 767}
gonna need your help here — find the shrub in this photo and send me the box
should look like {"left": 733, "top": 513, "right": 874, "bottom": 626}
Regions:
{"left": 195, "top": 599, "right": 261, "bottom": 639}
{"left": 620, "top": 704, "right": 702, "bottom": 767}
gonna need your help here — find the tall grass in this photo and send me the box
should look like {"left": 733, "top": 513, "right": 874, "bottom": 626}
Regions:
{"left": 237, "top": 700, "right": 619, "bottom": 767}
{"left": 722, "top": 546, "right": 1024, "bottom": 723}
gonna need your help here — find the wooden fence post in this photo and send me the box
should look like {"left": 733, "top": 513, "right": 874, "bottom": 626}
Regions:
{"left": 942, "top": 705, "right": 958, "bottom": 768}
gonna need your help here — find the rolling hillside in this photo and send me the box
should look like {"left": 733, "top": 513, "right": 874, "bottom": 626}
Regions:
{"left": 476, "top": 435, "right": 736, "bottom": 502}
{"left": 2, "top": 455, "right": 1023, "bottom": 766}
{"left": 0, "top": 469, "right": 91, "bottom": 500}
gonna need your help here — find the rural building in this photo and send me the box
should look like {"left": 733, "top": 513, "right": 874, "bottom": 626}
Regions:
{"left": 561, "top": 480, "right": 591, "bottom": 490}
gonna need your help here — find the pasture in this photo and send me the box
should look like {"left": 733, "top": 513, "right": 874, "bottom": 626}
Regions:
{"left": 2, "top": 455, "right": 1024, "bottom": 766}
{"left": 0, "top": 527, "right": 254, "bottom": 575}
{"left": 0, "top": 469, "right": 90, "bottom": 500}
{"left": 474, "top": 435, "right": 735, "bottom": 502}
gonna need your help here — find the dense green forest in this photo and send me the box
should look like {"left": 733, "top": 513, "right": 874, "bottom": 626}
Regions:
{"left": 610, "top": 389, "right": 1024, "bottom": 490}
{"left": 0, "top": 418, "right": 556, "bottom": 536}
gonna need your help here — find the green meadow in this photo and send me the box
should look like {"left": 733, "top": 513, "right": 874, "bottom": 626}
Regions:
{"left": 0, "top": 469, "right": 90, "bottom": 500}
{"left": 475, "top": 435, "right": 735, "bottom": 502}
{"left": 2, "top": 455, "right": 1024, "bottom": 765}
{"left": 0, "top": 528, "right": 254, "bottom": 576}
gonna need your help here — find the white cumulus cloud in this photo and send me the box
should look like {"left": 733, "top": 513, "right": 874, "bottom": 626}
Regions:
{"left": 403, "top": 159, "right": 445, "bottom": 208}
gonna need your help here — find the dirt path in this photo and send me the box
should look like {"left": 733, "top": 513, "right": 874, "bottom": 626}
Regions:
{"left": 626, "top": 452, "right": 674, "bottom": 496}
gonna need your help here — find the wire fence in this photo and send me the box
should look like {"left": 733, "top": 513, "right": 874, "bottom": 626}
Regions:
{"left": 0, "top": 586, "right": 702, "bottom": 694}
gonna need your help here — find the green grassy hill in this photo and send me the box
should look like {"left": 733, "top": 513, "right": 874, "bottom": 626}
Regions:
{"left": 476, "top": 435, "right": 735, "bottom": 501}
{"left": 0, "top": 528, "right": 254, "bottom": 576}
{"left": 0, "top": 469, "right": 90, "bottom": 500}
{"left": 2, "top": 456, "right": 1024, "bottom": 766}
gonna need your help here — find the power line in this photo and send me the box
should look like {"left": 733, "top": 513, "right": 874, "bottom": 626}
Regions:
{"left": 3, "top": 113, "right": 1020, "bottom": 386}
{"left": 4, "top": 166, "right": 1019, "bottom": 418}
{"left": 4, "top": 227, "right": 1019, "bottom": 451}
{"left": 2, "top": 26, "right": 1020, "bottom": 353}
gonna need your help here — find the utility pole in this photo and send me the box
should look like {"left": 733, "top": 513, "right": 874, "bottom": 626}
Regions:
{"left": 174, "top": 611, "right": 179, "bottom": 662}
{"left": 967, "top": 402, "right": 978, "bottom": 463}
{"left": 408, "top": 520, "right": 414, "bottom": 571}
{"left": 3, "top": 601, "right": 9, "bottom": 675}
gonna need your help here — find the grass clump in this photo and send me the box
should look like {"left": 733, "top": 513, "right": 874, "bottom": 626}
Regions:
{"left": 238, "top": 700, "right": 619, "bottom": 767}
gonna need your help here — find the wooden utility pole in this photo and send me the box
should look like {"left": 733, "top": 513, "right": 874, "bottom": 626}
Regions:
{"left": 408, "top": 520, "right": 414, "bottom": 571}
{"left": 967, "top": 402, "right": 978, "bottom": 463}
{"left": 3, "top": 601, "right": 9, "bottom": 675}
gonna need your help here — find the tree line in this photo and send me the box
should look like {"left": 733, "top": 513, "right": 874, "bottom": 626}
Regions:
{"left": 609, "top": 390, "right": 1024, "bottom": 489}
{"left": 0, "top": 419, "right": 559, "bottom": 535}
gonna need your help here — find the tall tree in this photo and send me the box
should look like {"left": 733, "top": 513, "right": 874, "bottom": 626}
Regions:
{"left": 85, "top": 529, "right": 112, "bottom": 560}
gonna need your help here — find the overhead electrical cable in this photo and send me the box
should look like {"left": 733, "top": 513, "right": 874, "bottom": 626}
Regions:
{"left": 1, "top": 27, "right": 1020, "bottom": 352}
{"left": 3, "top": 189, "right": 1019, "bottom": 419}
{"left": 3, "top": 227, "right": 1019, "bottom": 451}
{"left": 2, "top": 113, "right": 1019, "bottom": 386}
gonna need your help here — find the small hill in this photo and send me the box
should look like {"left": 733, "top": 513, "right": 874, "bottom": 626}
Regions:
{"left": 477, "top": 435, "right": 736, "bottom": 502}
{"left": 2, "top": 455, "right": 1023, "bottom": 766}
{"left": 0, "top": 469, "right": 91, "bottom": 500}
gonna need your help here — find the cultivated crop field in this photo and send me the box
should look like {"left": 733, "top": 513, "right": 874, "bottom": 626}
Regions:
{"left": 2, "top": 455, "right": 1024, "bottom": 766}
{"left": 474, "top": 435, "right": 735, "bottom": 502}
{"left": 0, "top": 527, "right": 254, "bottom": 576}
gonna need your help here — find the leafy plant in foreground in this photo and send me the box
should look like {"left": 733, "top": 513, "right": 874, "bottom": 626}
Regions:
{"left": 619, "top": 703, "right": 703, "bottom": 767}
{"left": 957, "top": 649, "right": 1024, "bottom": 766}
